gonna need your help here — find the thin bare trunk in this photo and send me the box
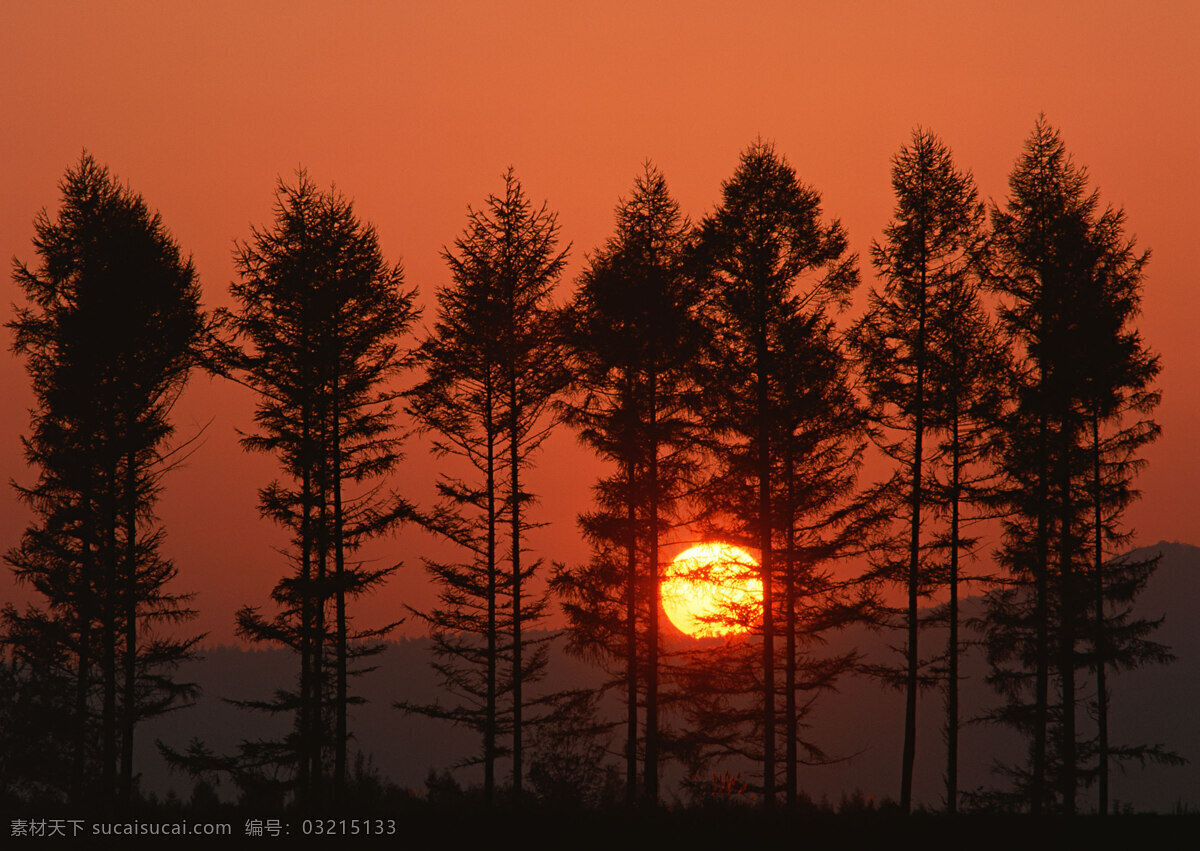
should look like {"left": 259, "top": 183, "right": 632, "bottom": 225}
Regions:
{"left": 757, "top": 313, "right": 774, "bottom": 809}
{"left": 333, "top": 385, "right": 347, "bottom": 803}
{"left": 901, "top": 237, "right": 928, "bottom": 814}
{"left": 625, "top": 461, "right": 638, "bottom": 807}
{"left": 102, "top": 458, "right": 119, "bottom": 805}
{"left": 299, "top": 402, "right": 313, "bottom": 807}
{"left": 120, "top": 447, "right": 137, "bottom": 806}
{"left": 946, "top": 405, "right": 960, "bottom": 814}
{"left": 646, "top": 387, "right": 660, "bottom": 806}
{"left": 1092, "top": 411, "right": 1109, "bottom": 815}
{"left": 71, "top": 485, "right": 94, "bottom": 805}
{"left": 1032, "top": 406, "right": 1049, "bottom": 814}
{"left": 1058, "top": 411, "right": 1076, "bottom": 815}
{"left": 784, "top": 458, "right": 797, "bottom": 806}
{"left": 312, "top": 441, "right": 328, "bottom": 807}
{"left": 484, "top": 380, "right": 497, "bottom": 807}
{"left": 510, "top": 362, "right": 523, "bottom": 798}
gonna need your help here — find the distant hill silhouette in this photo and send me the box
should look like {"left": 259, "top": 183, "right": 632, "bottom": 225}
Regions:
{"left": 141, "top": 541, "right": 1197, "bottom": 811}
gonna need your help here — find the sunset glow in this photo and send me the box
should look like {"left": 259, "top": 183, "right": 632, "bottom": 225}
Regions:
{"left": 0, "top": 1, "right": 1193, "bottom": 818}
{"left": 661, "top": 543, "right": 762, "bottom": 638}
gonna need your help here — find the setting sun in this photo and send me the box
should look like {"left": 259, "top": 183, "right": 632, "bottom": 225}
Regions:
{"left": 661, "top": 543, "right": 763, "bottom": 638}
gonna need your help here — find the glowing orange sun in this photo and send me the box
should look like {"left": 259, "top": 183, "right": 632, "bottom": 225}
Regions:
{"left": 661, "top": 543, "right": 762, "bottom": 638}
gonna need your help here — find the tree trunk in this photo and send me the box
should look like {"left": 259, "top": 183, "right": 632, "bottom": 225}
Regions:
{"left": 120, "top": 446, "right": 138, "bottom": 807}
{"left": 625, "top": 460, "right": 638, "bottom": 807}
{"left": 756, "top": 308, "right": 774, "bottom": 809}
{"left": 333, "top": 382, "right": 347, "bottom": 803}
{"left": 645, "top": 386, "right": 660, "bottom": 806}
{"left": 901, "top": 241, "right": 928, "bottom": 814}
{"left": 312, "top": 433, "right": 329, "bottom": 808}
{"left": 485, "top": 381, "right": 498, "bottom": 807}
{"left": 103, "top": 457, "right": 119, "bottom": 804}
{"left": 946, "top": 402, "right": 961, "bottom": 814}
{"left": 784, "top": 458, "right": 797, "bottom": 806}
{"left": 1032, "top": 404, "right": 1049, "bottom": 814}
{"left": 509, "top": 361, "right": 523, "bottom": 799}
{"left": 1058, "top": 410, "right": 1076, "bottom": 815}
{"left": 71, "top": 484, "right": 95, "bottom": 806}
{"left": 1092, "top": 411, "right": 1109, "bottom": 815}
{"left": 299, "top": 403, "right": 313, "bottom": 807}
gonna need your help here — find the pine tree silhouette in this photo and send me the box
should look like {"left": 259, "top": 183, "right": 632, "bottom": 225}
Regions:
{"left": 982, "top": 118, "right": 1174, "bottom": 814}
{"left": 553, "top": 163, "right": 701, "bottom": 805}
{"left": 401, "top": 169, "right": 567, "bottom": 803}
{"left": 215, "top": 171, "right": 417, "bottom": 809}
{"left": 850, "top": 128, "right": 1007, "bottom": 812}
{"left": 5, "top": 152, "right": 207, "bottom": 807}
{"left": 689, "top": 140, "right": 864, "bottom": 807}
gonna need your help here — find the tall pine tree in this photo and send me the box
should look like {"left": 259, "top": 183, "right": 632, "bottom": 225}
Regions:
{"left": 983, "top": 118, "right": 1170, "bottom": 814}
{"left": 216, "top": 171, "right": 417, "bottom": 809}
{"left": 553, "top": 163, "right": 700, "bottom": 806}
{"left": 1074, "top": 202, "right": 1169, "bottom": 814}
{"left": 923, "top": 270, "right": 1009, "bottom": 813}
{"left": 850, "top": 128, "right": 1005, "bottom": 811}
{"left": 5, "top": 152, "right": 206, "bottom": 807}
{"left": 402, "top": 169, "right": 567, "bottom": 802}
{"left": 691, "top": 140, "right": 861, "bottom": 806}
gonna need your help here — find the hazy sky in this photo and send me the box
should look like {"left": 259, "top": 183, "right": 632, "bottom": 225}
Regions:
{"left": 3, "top": 1, "right": 1198, "bottom": 645}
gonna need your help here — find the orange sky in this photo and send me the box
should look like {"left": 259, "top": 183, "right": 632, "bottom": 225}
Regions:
{"left": 3, "top": 1, "right": 1198, "bottom": 645}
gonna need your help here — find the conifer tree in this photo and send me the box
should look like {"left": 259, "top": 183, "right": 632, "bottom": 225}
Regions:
{"left": 4, "top": 153, "right": 206, "bottom": 806}
{"left": 850, "top": 128, "right": 1003, "bottom": 811}
{"left": 1073, "top": 203, "right": 1167, "bottom": 813}
{"left": 923, "top": 272, "right": 1009, "bottom": 813}
{"left": 691, "top": 140, "right": 860, "bottom": 806}
{"left": 743, "top": 305, "right": 873, "bottom": 806}
{"left": 402, "top": 169, "right": 567, "bottom": 802}
{"left": 219, "top": 171, "right": 417, "bottom": 809}
{"left": 983, "top": 118, "right": 1170, "bottom": 814}
{"left": 553, "top": 164, "right": 700, "bottom": 805}
{"left": 984, "top": 119, "right": 1094, "bottom": 813}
